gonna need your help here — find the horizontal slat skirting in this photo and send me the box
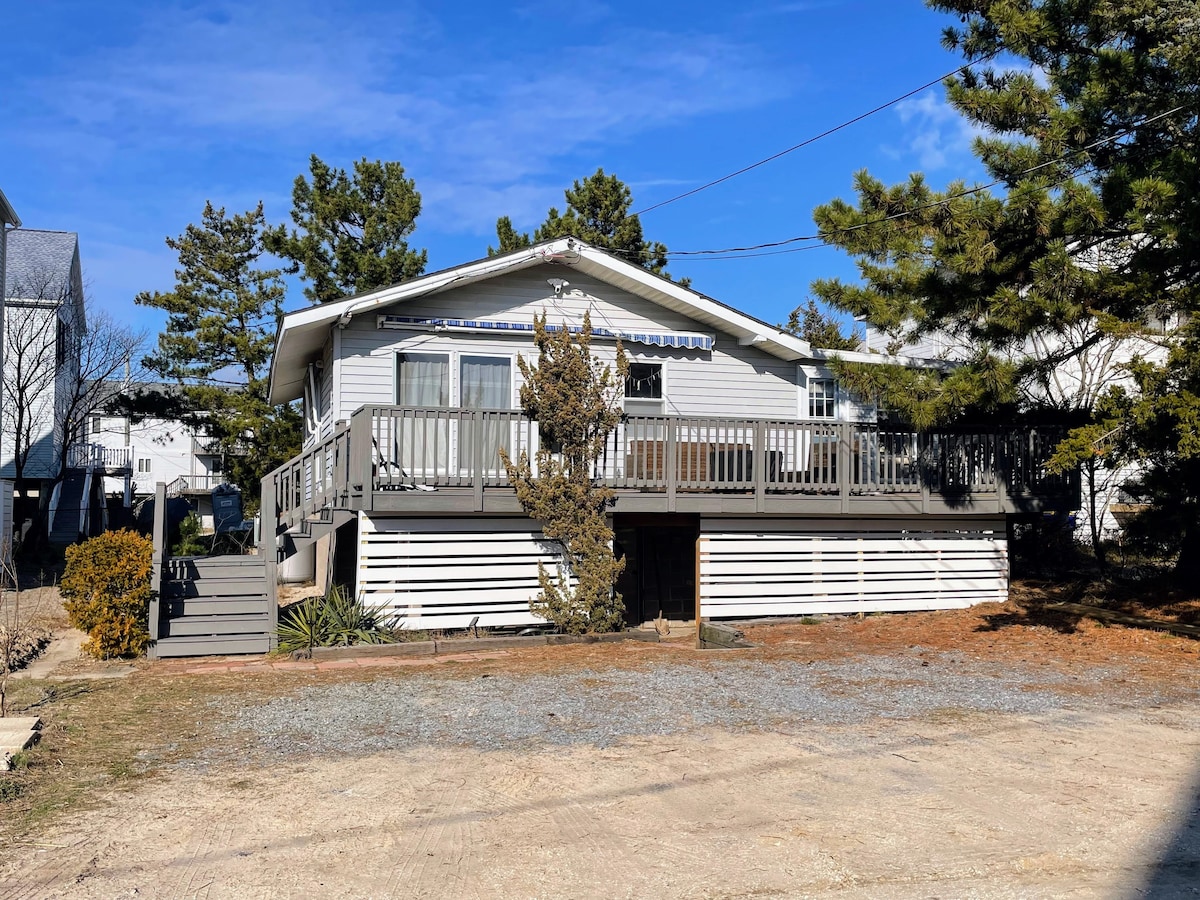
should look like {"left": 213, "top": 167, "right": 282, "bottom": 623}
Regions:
{"left": 702, "top": 577, "right": 1005, "bottom": 598}
{"left": 703, "top": 597, "right": 991, "bottom": 617}
{"left": 364, "top": 587, "right": 544, "bottom": 608}
{"left": 700, "top": 558, "right": 1006, "bottom": 576}
{"left": 699, "top": 528, "right": 1008, "bottom": 619}
{"left": 358, "top": 515, "right": 551, "bottom": 630}
{"left": 391, "top": 611, "right": 546, "bottom": 630}
{"left": 377, "top": 599, "right": 536, "bottom": 615}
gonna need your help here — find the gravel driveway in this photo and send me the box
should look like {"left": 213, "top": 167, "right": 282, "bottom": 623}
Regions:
{"left": 208, "top": 651, "right": 1152, "bottom": 760}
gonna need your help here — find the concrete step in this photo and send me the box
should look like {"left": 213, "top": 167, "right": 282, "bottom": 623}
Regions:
{"left": 0, "top": 716, "right": 42, "bottom": 770}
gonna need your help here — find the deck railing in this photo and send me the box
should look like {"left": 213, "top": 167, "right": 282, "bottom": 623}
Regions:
{"left": 264, "top": 406, "right": 1076, "bottom": 527}
{"left": 67, "top": 443, "right": 131, "bottom": 471}
{"left": 164, "top": 474, "right": 226, "bottom": 497}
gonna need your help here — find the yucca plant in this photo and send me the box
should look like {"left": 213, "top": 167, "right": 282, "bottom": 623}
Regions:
{"left": 276, "top": 596, "right": 327, "bottom": 654}
{"left": 322, "top": 584, "right": 395, "bottom": 646}
{"left": 275, "top": 585, "right": 395, "bottom": 653}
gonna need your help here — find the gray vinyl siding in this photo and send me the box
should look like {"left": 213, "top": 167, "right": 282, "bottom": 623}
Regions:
{"left": 335, "top": 265, "right": 801, "bottom": 421}
{"left": 1, "top": 304, "right": 61, "bottom": 479}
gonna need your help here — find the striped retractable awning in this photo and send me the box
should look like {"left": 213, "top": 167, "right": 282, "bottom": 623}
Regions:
{"left": 376, "top": 314, "right": 714, "bottom": 350}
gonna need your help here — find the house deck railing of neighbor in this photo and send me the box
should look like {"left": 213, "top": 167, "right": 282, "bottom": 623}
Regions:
{"left": 165, "top": 474, "right": 224, "bottom": 496}
{"left": 67, "top": 443, "right": 132, "bottom": 472}
{"left": 264, "top": 405, "right": 1080, "bottom": 530}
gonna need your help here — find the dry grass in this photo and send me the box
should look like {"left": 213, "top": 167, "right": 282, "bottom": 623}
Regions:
{"left": 0, "top": 673, "right": 290, "bottom": 847}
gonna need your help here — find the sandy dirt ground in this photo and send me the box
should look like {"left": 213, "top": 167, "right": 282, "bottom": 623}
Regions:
{"left": 2, "top": 704, "right": 1199, "bottom": 899}
{"left": 2, "top": 596, "right": 1200, "bottom": 899}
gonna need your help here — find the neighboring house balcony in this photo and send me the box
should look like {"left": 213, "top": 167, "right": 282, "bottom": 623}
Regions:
{"left": 67, "top": 442, "right": 132, "bottom": 475}
{"left": 265, "top": 405, "right": 1079, "bottom": 530}
{"left": 166, "top": 474, "right": 224, "bottom": 497}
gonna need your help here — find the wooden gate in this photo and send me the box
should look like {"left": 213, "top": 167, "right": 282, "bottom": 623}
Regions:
{"left": 147, "top": 483, "right": 277, "bottom": 659}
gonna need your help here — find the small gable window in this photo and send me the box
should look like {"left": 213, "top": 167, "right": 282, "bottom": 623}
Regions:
{"left": 809, "top": 379, "right": 836, "bottom": 419}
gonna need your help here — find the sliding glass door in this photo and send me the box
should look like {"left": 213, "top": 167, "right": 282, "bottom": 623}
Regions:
{"left": 396, "top": 353, "right": 450, "bottom": 476}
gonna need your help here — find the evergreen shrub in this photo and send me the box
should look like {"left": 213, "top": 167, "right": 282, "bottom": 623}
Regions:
{"left": 62, "top": 530, "right": 154, "bottom": 658}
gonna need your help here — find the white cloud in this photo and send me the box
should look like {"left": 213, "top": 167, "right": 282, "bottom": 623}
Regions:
{"left": 23, "top": 1, "right": 793, "bottom": 235}
{"left": 888, "top": 92, "right": 983, "bottom": 170}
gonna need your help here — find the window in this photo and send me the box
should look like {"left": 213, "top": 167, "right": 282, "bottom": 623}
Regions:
{"left": 395, "top": 352, "right": 451, "bottom": 474}
{"left": 91, "top": 416, "right": 102, "bottom": 435}
{"left": 137, "top": 458, "right": 152, "bottom": 474}
{"left": 460, "top": 355, "right": 511, "bottom": 410}
{"left": 460, "top": 356, "right": 512, "bottom": 474}
{"left": 625, "top": 363, "right": 663, "bottom": 400}
{"left": 396, "top": 353, "right": 449, "bottom": 407}
{"left": 625, "top": 362, "right": 664, "bottom": 415}
{"left": 809, "top": 379, "right": 836, "bottom": 419}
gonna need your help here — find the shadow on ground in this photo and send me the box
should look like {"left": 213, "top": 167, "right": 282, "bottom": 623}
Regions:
{"left": 1142, "top": 769, "right": 1200, "bottom": 897}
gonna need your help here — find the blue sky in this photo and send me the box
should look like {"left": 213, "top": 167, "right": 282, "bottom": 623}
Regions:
{"left": 1, "top": 0, "right": 987, "bottom": 338}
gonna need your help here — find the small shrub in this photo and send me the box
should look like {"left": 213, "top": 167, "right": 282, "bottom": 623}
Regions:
{"left": 62, "top": 530, "right": 153, "bottom": 659}
{"left": 171, "top": 512, "right": 210, "bottom": 557}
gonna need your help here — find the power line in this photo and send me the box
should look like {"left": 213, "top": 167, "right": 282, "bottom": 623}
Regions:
{"left": 618, "top": 104, "right": 1187, "bottom": 262}
{"left": 633, "top": 52, "right": 999, "bottom": 217}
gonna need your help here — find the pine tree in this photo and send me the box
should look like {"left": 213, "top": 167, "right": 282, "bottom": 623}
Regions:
{"left": 784, "top": 299, "right": 860, "bottom": 350}
{"left": 135, "top": 202, "right": 301, "bottom": 497}
{"left": 490, "top": 169, "right": 679, "bottom": 280}
{"left": 501, "top": 312, "right": 629, "bottom": 633}
{"left": 266, "top": 155, "right": 427, "bottom": 304}
{"left": 811, "top": 0, "right": 1200, "bottom": 573}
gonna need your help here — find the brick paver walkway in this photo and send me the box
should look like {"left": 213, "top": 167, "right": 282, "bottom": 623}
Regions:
{"left": 149, "top": 649, "right": 513, "bottom": 676}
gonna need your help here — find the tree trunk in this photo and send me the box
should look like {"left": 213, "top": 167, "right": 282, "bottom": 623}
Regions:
{"left": 1086, "top": 458, "right": 1107, "bottom": 570}
{"left": 1174, "top": 515, "right": 1200, "bottom": 583}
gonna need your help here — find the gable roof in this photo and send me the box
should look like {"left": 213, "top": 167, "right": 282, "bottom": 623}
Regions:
{"left": 269, "top": 238, "right": 818, "bottom": 404}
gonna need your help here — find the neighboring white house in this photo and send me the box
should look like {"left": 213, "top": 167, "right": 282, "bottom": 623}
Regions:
{"left": 84, "top": 383, "right": 227, "bottom": 529}
{"left": 1, "top": 230, "right": 85, "bottom": 483}
{"left": 0, "top": 186, "right": 20, "bottom": 563}
{"left": 859, "top": 310, "right": 1174, "bottom": 541}
{"left": 261, "top": 239, "right": 1074, "bottom": 632}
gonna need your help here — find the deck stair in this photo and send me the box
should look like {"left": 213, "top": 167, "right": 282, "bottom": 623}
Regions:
{"left": 280, "top": 508, "right": 355, "bottom": 560}
{"left": 152, "top": 554, "right": 273, "bottom": 658}
{"left": 49, "top": 471, "right": 87, "bottom": 546}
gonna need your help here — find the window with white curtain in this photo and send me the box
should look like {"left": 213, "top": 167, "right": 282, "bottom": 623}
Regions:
{"left": 396, "top": 352, "right": 451, "bottom": 474}
{"left": 396, "top": 353, "right": 449, "bottom": 407}
{"left": 460, "top": 355, "right": 512, "bottom": 475}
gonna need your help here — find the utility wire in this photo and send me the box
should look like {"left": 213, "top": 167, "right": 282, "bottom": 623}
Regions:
{"left": 632, "top": 52, "right": 999, "bottom": 217}
{"left": 618, "top": 104, "right": 1187, "bottom": 261}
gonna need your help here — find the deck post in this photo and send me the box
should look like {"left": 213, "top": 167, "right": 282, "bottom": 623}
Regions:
{"left": 473, "top": 411, "right": 484, "bottom": 511}
{"left": 753, "top": 420, "right": 767, "bottom": 513}
{"left": 665, "top": 418, "right": 678, "bottom": 513}
{"left": 838, "top": 423, "right": 851, "bottom": 513}
{"left": 348, "top": 407, "right": 373, "bottom": 511}
{"left": 920, "top": 432, "right": 932, "bottom": 514}
{"left": 147, "top": 481, "right": 167, "bottom": 660}
{"left": 260, "top": 474, "right": 279, "bottom": 650}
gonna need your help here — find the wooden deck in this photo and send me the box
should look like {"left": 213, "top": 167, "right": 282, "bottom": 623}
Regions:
{"left": 263, "top": 406, "right": 1079, "bottom": 530}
